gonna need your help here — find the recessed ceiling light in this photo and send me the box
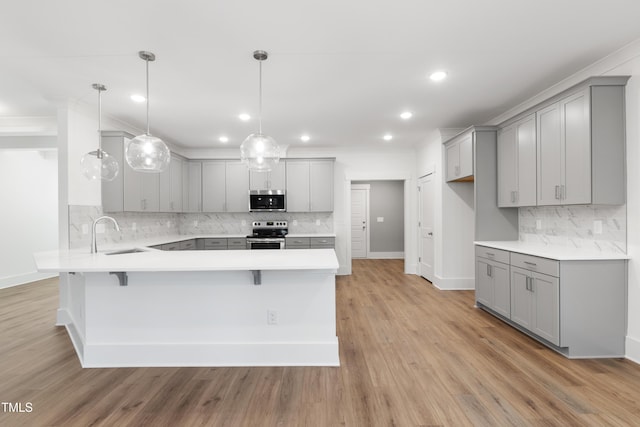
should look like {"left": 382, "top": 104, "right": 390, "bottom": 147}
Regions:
{"left": 238, "top": 113, "right": 251, "bottom": 121}
{"left": 383, "top": 134, "right": 393, "bottom": 141}
{"left": 300, "top": 134, "right": 310, "bottom": 142}
{"left": 219, "top": 136, "right": 229, "bottom": 143}
{"left": 400, "top": 111, "right": 413, "bottom": 120}
{"left": 429, "top": 71, "right": 448, "bottom": 82}
{"left": 130, "top": 94, "right": 145, "bottom": 103}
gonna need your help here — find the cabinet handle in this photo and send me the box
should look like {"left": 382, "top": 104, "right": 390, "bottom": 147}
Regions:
{"left": 560, "top": 185, "right": 565, "bottom": 200}
{"left": 510, "top": 191, "right": 515, "bottom": 203}
{"left": 487, "top": 264, "right": 492, "bottom": 278}
{"left": 486, "top": 252, "right": 495, "bottom": 257}
{"left": 523, "top": 261, "right": 537, "bottom": 267}
{"left": 514, "top": 191, "right": 518, "bottom": 203}
{"left": 555, "top": 185, "right": 560, "bottom": 200}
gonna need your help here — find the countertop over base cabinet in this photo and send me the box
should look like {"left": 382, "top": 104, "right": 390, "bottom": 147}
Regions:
{"left": 475, "top": 244, "right": 626, "bottom": 358}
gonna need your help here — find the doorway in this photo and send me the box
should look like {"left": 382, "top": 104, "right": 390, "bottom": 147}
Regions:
{"left": 350, "top": 184, "right": 369, "bottom": 258}
{"left": 418, "top": 173, "right": 434, "bottom": 282}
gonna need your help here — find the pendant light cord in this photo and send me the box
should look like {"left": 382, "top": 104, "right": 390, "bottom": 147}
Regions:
{"left": 97, "top": 87, "right": 102, "bottom": 153}
{"left": 145, "top": 57, "right": 150, "bottom": 135}
{"left": 258, "top": 59, "right": 263, "bottom": 135}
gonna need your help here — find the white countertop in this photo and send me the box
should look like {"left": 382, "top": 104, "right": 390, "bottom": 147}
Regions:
{"left": 34, "top": 247, "right": 339, "bottom": 273}
{"left": 474, "top": 241, "right": 629, "bottom": 260}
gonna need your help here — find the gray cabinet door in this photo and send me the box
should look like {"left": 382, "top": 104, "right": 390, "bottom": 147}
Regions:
{"left": 445, "top": 141, "right": 460, "bottom": 182}
{"left": 536, "top": 102, "right": 563, "bottom": 206}
{"left": 141, "top": 173, "right": 159, "bottom": 212}
{"left": 250, "top": 161, "right": 286, "bottom": 190}
{"left": 160, "top": 156, "right": 183, "bottom": 212}
{"left": 225, "top": 161, "right": 250, "bottom": 212}
{"left": 458, "top": 134, "right": 473, "bottom": 178}
{"left": 516, "top": 114, "right": 537, "bottom": 207}
{"left": 309, "top": 160, "right": 333, "bottom": 212}
{"left": 561, "top": 89, "right": 591, "bottom": 205}
{"left": 531, "top": 272, "right": 560, "bottom": 345}
{"left": 286, "top": 160, "right": 310, "bottom": 212}
{"left": 510, "top": 267, "right": 533, "bottom": 330}
{"left": 101, "top": 135, "right": 126, "bottom": 212}
{"left": 492, "top": 262, "right": 510, "bottom": 318}
{"left": 123, "top": 160, "right": 159, "bottom": 212}
{"left": 497, "top": 125, "right": 517, "bottom": 207}
{"left": 476, "top": 258, "right": 493, "bottom": 308}
{"left": 187, "top": 161, "right": 202, "bottom": 212}
{"left": 202, "top": 161, "right": 225, "bottom": 212}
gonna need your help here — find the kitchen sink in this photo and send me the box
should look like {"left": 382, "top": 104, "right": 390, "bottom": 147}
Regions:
{"left": 105, "top": 248, "right": 147, "bottom": 255}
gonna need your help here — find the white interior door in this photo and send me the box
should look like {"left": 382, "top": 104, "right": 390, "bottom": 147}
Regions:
{"left": 419, "top": 174, "right": 434, "bottom": 281}
{"left": 351, "top": 185, "right": 369, "bottom": 258}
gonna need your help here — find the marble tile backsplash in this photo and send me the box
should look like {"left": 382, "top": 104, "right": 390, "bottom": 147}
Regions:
{"left": 518, "top": 205, "right": 626, "bottom": 254}
{"left": 68, "top": 205, "right": 333, "bottom": 249}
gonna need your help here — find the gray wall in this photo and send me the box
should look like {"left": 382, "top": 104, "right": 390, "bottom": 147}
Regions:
{"left": 353, "top": 180, "right": 404, "bottom": 252}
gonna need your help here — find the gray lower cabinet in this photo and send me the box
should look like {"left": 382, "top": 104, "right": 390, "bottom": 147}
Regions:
{"left": 286, "top": 236, "right": 335, "bottom": 249}
{"left": 475, "top": 245, "right": 626, "bottom": 358}
{"left": 475, "top": 247, "right": 510, "bottom": 318}
{"left": 227, "top": 238, "right": 246, "bottom": 250}
{"left": 203, "top": 238, "right": 227, "bottom": 250}
{"left": 178, "top": 239, "right": 196, "bottom": 250}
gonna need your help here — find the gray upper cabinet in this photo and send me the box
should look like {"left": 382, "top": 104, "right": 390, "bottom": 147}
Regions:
{"left": 249, "top": 161, "right": 286, "bottom": 190}
{"left": 101, "top": 132, "right": 128, "bottom": 212}
{"left": 202, "top": 160, "right": 250, "bottom": 212}
{"left": 286, "top": 159, "right": 334, "bottom": 212}
{"left": 202, "top": 161, "right": 226, "bottom": 212}
{"left": 124, "top": 163, "right": 160, "bottom": 212}
{"left": 185, "top": 161, "right": 202, "bottom": 212}
{"left": 225, "top": 161, "right": 250, "bottom": 212}
{"left": 497, "top": 114, "right": 537, "bottom": 207}
{"left": 534, "top": 78, "right": 627, "bottom": 206}
{"left": 159, "top": 155, "right": 183, "bottom": 212}
{"left": 445, "top": 133, "right": 473, "bottom": 182}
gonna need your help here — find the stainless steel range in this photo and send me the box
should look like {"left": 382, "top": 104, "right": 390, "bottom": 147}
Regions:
{"left": 246, "top": 221, "right": 288, "bottom": 250}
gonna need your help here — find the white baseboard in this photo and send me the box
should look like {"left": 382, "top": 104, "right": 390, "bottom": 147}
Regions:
{"left": 77, "top": 340, "right": 340, "bottom": 368}
{"left": 433, "top": 274, "right": 475, "bottom": 290}
{"left": 0, "top": 272, "right": 57, "bottom": 289}
{"left": 366, "top": 251, "right": 404, "bottom": 259}
{"left": 626, "top": 336, "right": 640, "bottom": 365}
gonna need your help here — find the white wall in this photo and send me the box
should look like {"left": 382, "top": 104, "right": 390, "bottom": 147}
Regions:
{"left": 416, "top": 129, "right": 475, "bottom": 290}
{"left": 0, "top": 149, "right": 58, "bottom": 288}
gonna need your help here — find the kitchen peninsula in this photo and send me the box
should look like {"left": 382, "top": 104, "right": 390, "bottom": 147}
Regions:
{"left": 34, "top": 246, "right": 340, "bottom": 368}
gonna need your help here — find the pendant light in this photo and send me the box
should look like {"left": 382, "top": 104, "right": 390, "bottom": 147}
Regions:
{"left": 126, "top": 51, "right": 171, "bottom": 173}
{"left": 81, "top": 83, "right": 119, "bottom": 181}
{"left": 240, "top": 50, "right": 280, "bottom": 172}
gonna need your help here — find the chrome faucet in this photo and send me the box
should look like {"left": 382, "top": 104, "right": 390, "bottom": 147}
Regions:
{"left": 91, "top": 216, "right": 120, "bottom": 253}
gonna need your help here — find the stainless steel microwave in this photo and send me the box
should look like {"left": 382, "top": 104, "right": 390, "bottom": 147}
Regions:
{"left": 249, "top": 190, "right": 286, "bottom": 212}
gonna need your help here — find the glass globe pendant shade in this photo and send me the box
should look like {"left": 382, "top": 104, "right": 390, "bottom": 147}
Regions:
{"left": 81, "top": 149, "right": 119, "bottom": 181}
{"left": 125, "top": 133, "right": 171, "bottom": 172}
{"left": 240, "top": 133, "right": 280, "bottom": 172}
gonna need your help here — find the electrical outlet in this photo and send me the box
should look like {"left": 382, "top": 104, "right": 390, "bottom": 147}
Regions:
{"left": 315, "top": 219, "right": 321, "bottom": 226}
{"left": 132, "top": 222, "right": 137, "bottom": 231}
{"left": 594, "top": 220, "right": 603, "bottom": 235}
{"left": 292, "top": 220, "right": 298, "bottom": 226}
{"left": 536, "top": 219, "right": 542, "bottom": 230}
{"left": 241, "top": 220, "right": 246, "bottom": 226}
{"left": 95, "top": 223, "right": 105, "bottom": 234}
{"left": 166, "top": 220, "right": 171, "bottom": 228}
{"left": 82, "top": 224, "right": 89, "bottom": 235}
{"left": 267, "top": 309, "right": 278, "bottom": 325}
{"left": 193, "top": 220, "right": 198, "bottom": 228}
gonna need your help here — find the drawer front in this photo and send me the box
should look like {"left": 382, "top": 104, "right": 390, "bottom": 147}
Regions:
{"left": 179, "top": 239, "right": 196, "bottom": 250}
{"left": 227, "top": 238, "right": 246, "bottom": 250}
{"left": 286, "top": 237, "right": 310, "bottom": 249}
{"left": 475, "top": 246, "right": 509, "bottom": 265}
{"left": 310, "top": 237, "right": 335, "bottom": 248}
{"left": 162, "top": 243, "right": 180, "bottom": 251}
{"left": 204, "top": 238, "right": 228, "bottom": 250}
{"left": 510, "top": 252, "right": 559, "bottom": 277}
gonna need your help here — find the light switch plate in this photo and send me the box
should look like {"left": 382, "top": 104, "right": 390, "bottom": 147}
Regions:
{"left": 315, "top": 219, "right": 320, "bottom": 226}
{"left": 82, "top": 224, "right": 88, "bottom": 235}
{"left": 536, "top": 219, "right": 542, "bottom": 230}
{"left": 377, "top": 217, "right": 384, "bottom": 223}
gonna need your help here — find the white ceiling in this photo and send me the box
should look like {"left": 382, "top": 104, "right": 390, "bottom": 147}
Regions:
{"left": 1, "top": 0, "right": 640, "bottom": 149}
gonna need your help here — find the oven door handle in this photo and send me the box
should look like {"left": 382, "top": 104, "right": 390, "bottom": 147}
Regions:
{"left": 247, "top": 238, "right": 285, "bottom": 243}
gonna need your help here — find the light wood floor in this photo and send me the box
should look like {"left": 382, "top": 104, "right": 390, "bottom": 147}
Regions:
{"left": 2, "top": 260, "right": 640, "bottom": 426}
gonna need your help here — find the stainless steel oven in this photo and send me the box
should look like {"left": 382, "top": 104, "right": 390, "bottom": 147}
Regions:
{"left": 246, "top": 221, "right": 288, "bottom": 250}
